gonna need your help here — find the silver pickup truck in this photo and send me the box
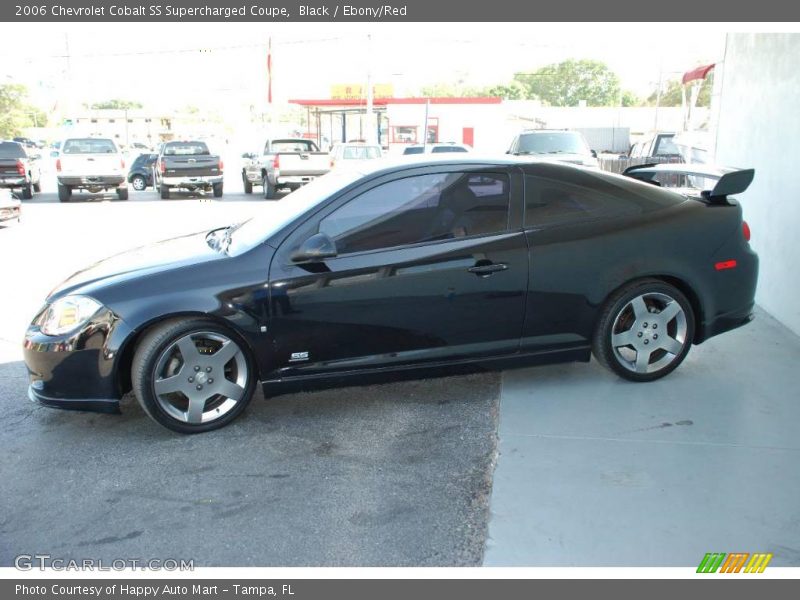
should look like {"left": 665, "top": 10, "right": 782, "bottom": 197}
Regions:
{"left": 242, "top": 138, "right": 330, "bottom": 199}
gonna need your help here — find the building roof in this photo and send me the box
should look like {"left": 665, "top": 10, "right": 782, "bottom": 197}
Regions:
{"left": 289, "top": 97, "right": 502, "bottom": 108}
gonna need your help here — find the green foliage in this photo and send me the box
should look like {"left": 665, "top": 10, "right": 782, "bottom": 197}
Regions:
{"left": 0, "top": 84, "right": 46, "bottom": 138}
{"left": 89, "top": 99, "right": 144, "bottom": 110}
{"left": 644, "top": 77, "right": 712, "bottom": 107}
{"left": 513, "top": 59, "right": 622, "bottom": 106}
{"left": 621, "top": 90, "right": 640, "bottom": 107}
{"left": 482, "top": 80, "right": 528, "bottom": 100}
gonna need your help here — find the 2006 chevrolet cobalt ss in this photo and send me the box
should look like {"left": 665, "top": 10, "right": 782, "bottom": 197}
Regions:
{"left": 24, "top": 158, "right": 758, "bottom": 433}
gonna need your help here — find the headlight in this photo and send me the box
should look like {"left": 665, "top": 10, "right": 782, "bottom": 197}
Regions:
{"left": 40, "top": 295, "right": 103, "bottom": 336}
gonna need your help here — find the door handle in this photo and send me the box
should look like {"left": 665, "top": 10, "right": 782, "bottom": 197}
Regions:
{"left": 468, "top": 262, "right": 508, "bottom": 276}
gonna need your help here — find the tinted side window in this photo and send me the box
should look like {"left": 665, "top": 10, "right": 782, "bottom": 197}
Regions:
{"left": 320, "top": 172, "right": 511, "bottom": 255}
{"left": 524, "top": 175, "right": 639, "bottom": 228}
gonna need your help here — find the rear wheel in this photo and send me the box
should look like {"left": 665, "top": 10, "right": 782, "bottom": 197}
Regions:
{"left": 592, "top": 279, "right": 695, "bottom": 382}
{"left": 57, "top": 183, "right": 71, "bottom": 202}
{"left": 116, "top": 187, "right": 129, "bottom": 200}
{"left": 131, "top": 319, "right": 256, "bottom": 433}
{"left": 213, "top": 182, "right": 223, "bottom": 198}
{"left": 242, "top": 173, "right": 253, "bottom": 194}
{"left": 21, "top": 184, "right": 32, "bottom": 200}
{"left": 33, "top": 181, "right": 41, "bottom": 193}
{"left": 160, "top": 184, "right": 170, "bottom": 200}
{"left": 263, "top": 173, "right": 275, "bottom": 199}
{"left": 131, "top": 175, "right": 146, "bottom": 191}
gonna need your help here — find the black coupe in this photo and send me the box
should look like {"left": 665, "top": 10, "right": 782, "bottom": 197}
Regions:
{"left": 23, "top": 158, "right": 758, "bottom": 433}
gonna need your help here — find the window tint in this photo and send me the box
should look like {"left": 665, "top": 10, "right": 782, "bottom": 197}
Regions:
{"left": 517, "top": 132, "right": 590, "bottom": 156}
{"left": 524, "top": 175, "right": 640, "bottom": 228}
{"left": 403, "top": 146, "right": 424, "bottom": 155}
{"left": 653, "top": 135, "right": 679, "bottom": 156}
{"left": 342, "top": 146, "right": 380, "bottom": 159}
{"left": 271, "top": 140, "right": 315, "bottom": 153}
{"left": 0, "top": 142, "right": 25, "bottom": 158}
{"left": 319, "top": 172, "right": 511, "bottom": 254}
{"left": 163, "top": 142, "right": 209, "bottom": 156}
{"left": 63, "top": 138, "right": 117, "bottom": 154}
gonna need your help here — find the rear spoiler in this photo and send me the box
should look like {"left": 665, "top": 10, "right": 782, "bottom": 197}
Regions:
{"left": 623, "top": 163, "right": 755, "bottom": 204}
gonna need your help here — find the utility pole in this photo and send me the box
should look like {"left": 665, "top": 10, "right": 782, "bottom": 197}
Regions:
{"left": 365, "top": 34, "right": 374, "bottom": 144}
{"left": 654, "top": 63, "right": 663, "bottom": 132}
{"left": 422, "top": 99, "right": 430, "bottom": 152}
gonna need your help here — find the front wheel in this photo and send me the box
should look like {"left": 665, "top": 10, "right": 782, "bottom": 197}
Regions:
{"left": 592, "top": 279, "right": 695, "bottom": 382}
{"left": 131, "top": 319, "right": 256, "bottom": 433}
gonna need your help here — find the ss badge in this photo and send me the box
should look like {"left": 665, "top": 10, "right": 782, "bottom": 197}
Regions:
{"left": 289, "top": 351, "right": 309, "bottom": 362}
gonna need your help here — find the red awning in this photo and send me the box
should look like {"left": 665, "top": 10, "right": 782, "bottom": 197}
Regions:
{"left": 682, "top": 63, "right": 715, "bottom": 85}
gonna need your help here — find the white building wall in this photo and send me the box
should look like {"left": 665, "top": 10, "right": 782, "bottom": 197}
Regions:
{"left": 714, "top": 33, "right": 800, "bottom": 335}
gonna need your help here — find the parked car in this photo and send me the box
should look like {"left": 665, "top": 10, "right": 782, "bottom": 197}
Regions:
{"left": 12, "top": 136, "right": 37, "bottom": 149}
{"left": 242, "top": 138, "right": 331, "bottom": 199}
{"left": 0, "top": 188, "right": 21, "bottom": 224}
{"left": 628, "top": 132, "right": 681, "bottom": 159}
{"left": 0, "top": 141, "right": 42, "bottom": 199}
{"left": 23, "top": 157, "right": 758, "bottom": 433}
{"left": 402, "top": 142, "right": 471, "bottom": 155}
{"left": 154, "top": 140, "right": 224, "bottom": 199}
{"left": 56, "top": 137, "right": 128, "bottom": 202}
{"left": 507, "top": 129, "right": 599, "bottom": 168}
{"left": 329, "top": 143, "right": 382, "bottom": 168}
{"left": 127, "top": 153, "right": 158, "bottom": 191}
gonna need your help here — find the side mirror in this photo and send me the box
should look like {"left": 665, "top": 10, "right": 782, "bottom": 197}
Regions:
{"left": 590, "top": 149, "right": 598, "bottom": 158}
{"left": 291, "top": 232, "right": 338, "bottom": 263}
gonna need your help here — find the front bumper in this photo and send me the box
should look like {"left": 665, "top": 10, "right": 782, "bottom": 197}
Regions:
{"left": 23, "top": 307, "right": 133, "bottom": 414}
{"left": 0, "top": 203, "right": 21, "bottom": 222}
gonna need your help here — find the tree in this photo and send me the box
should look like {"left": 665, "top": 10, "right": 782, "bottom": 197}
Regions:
{"left": 89, "top": 99, "right": 143, "bottom": 110}
{"left": 0, "top": 84, "right": 46, "bottom": 138}
{"left": 513, "top": 59, "right": 622, "bottom": 107}
{"left": 644, "top": 77, "right": 711, "bottom": 107}
{"left": 482, "top": 80, "right": 528, "bottom": 100}
{"left": 621, "top": 90, "right": 640, "bottom": 107}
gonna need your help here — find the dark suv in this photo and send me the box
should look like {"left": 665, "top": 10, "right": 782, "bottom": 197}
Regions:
{"left": 127, "top": 153, "right": 158, "bottom": 191}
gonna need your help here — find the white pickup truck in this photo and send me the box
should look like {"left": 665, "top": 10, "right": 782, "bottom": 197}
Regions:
{"left": 56, "top": 137, "right": 128, "bottom": 202}
{"left": 241, "top": 138, "right": 330, "bottom": 199}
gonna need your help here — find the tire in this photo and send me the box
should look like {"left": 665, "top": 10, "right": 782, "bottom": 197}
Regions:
{"left": 160, "top": 184, "right": 170, "bottom": 200}
{"left": 116, "top": 187, "right": 129, "bottom": 200}
{"left": 131, "top": 318, "right": 257, "bottom": 434}
{"left": 57, "top": 183, "right": 71, "bottom": 202}
{"left": 21, "top": 184, "right": 32, "bottom": 200}
{"left": 213, "top": 182, "right": 223, "bottom": 198}
{"left": 33, "top": 181, "right": 41, "bottom": 193}
{"left": 592, "top": 278, "right": 695, "bottom": 382}
{"left": 263, "top": 173, "right": 275, "bottom": 199}
{"left": 242, "top": 173, "right": 253, "bottom": 194}
{"left": 131, "top": 175, "right": 146, "bottom": 191}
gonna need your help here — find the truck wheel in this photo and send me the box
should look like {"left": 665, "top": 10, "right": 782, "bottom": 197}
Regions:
{"left": 116, "top": 187, "right": 129, "bottom": 200}
{"left": 242, "top": 173, "right": 253, "bottom": 194}
{"left": 21, "top": 184, "right": 33, "bottom": 200}
{"left": 263, "top": 174, "right": 275, "bottom": 199}
{"left": 33, "top": 181, "right": 41, "bottom": 193}
{"left": 213, "top": 182, "right": 223, "bottom": 198}
{"left": 57, "top": 183, "right": 71, "bottom": 202}
{"left": 160, "top": 184, "right": 170, "bottom": 200}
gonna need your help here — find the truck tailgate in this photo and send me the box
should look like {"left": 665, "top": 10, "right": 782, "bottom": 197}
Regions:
{"left": 164, "top": 156, "right": 221, "bottom": 178}
{"left": 60, "top": 154, "right": 124, "bottom": 177}
{"left": 278, "top": 153, "right": 330, "bottom": 177}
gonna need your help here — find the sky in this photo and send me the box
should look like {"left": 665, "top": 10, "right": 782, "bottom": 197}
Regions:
{"left": 0, "top": 22, "right": 726, "bottom": 114}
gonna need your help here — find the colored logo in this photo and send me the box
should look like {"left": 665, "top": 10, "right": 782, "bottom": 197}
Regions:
{"left": 697, "top": 552, "right": 773, "bottom": 573}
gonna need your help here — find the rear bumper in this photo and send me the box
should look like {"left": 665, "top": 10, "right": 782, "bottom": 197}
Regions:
{"left": 162, "top": 175, "right": 223, "bottom": 188}
{"left": 58, "top": 176, "right": 125, "bottom": 188}
{"left": 0, "top": 176, "right": 28, "bottom": 188}
{"left": 700, "top": 303, "right": 755, "bottom": 342}
{"left": 0, "top": 204, "right": 21, "bottom": 222}
{"left": 276, "top": 175, "right": 319, "bottom": 187}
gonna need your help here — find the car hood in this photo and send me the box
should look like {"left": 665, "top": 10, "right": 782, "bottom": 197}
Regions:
{"left": 49, "top": 230, "right": 223, "bottom": 299}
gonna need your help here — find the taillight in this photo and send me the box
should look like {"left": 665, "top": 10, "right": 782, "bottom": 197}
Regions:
{"left": 330, "top": 158, "right": 335, "bottom": 168}
{"left": 218, "top": 159, "right": 224, "bottom": 172}
{"left": 120, "top": 159, "right": 125, "bottom": 169}
{"left": 16, "top": 160, "right": 25, "bottom": 176}
{"left": 159, "top": 161, "right": 166, "bottom": 174}
{"left": 742, "top": 221, "right": 751, "bottom": 242}
{"left": 56, "top": 158, "right": 62, "bottom": 172}
{"left": 272, "top": 155, "right": 280, "bottom": 170}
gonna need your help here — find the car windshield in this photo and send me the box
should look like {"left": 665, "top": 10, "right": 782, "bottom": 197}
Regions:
{"left": 517, "top": 132, "right": 590, "bottom": 155}
{"left": 63, "top": 138, "right": 117, "bottom": 154}
{"left": 654, "top": 135, "right": 679, "bottom": 156}
{"left": 0, "top": 142, "right": 26, "bottom": 158}
{"left": 163, "top": 142, "right": 209, "bottom": 155}
{"left": 226, "top": 170, "right": 366, "bottom": 256}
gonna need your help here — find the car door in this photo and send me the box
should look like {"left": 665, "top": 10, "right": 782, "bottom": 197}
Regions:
{"left": 266, "top": 165, "right": 528, "bottom": 378}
